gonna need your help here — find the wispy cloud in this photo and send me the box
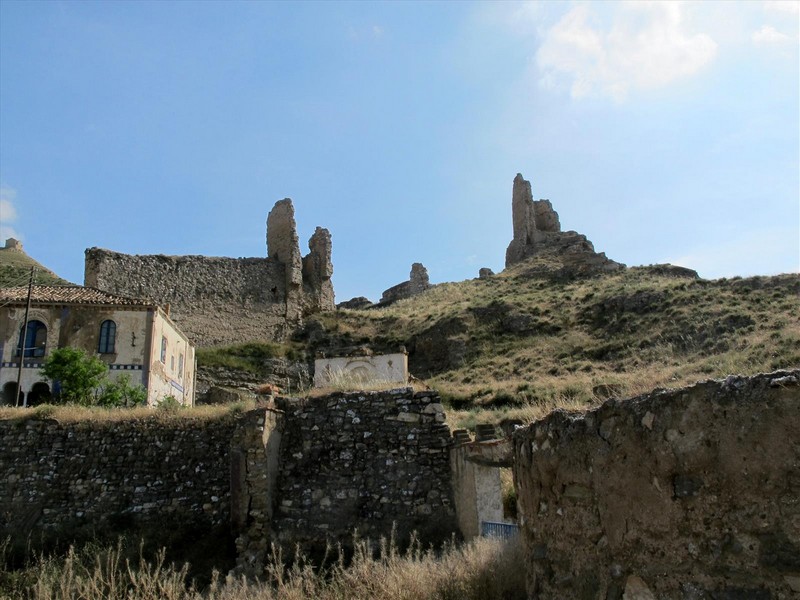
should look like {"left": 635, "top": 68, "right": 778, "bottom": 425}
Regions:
{"left": 764, "top": 1, "right": 800, "bottom": 15}
{"left": 0, "top": 185, "right": 21, "bottom": 241}
{"left": 752, "top": 24, "right": 794, "bottom": 45}
{"left": 536, "top": 2, "right": 718, "bottom": 102}
{"left": 347, "top": 24, "right": 385, "bottom": 41}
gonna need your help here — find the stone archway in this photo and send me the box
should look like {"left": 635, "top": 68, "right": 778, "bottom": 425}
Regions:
{"left": 2, "top": 382, "right": 22, "bottom": 406}
{"left": 27, "top": 382, "right": 52, "bottom": 406}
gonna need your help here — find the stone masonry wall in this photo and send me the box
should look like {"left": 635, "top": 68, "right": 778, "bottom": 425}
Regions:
{"left": 273, "top": 388, "right": 458, "bottom": 554}
{"left": 84, "top": 250, "right": 291, "bottom": 346}
{"left": 0, "top": 413, "right": 239, "bottom": 546}
{"left": 1, "top": 389, "right": 462, "bottom": 577}
{"left": 85, "top": 199, "right": 334, "bottom": 347}
{"left": 513, "top": 370, "right": 800, "bottom": 599}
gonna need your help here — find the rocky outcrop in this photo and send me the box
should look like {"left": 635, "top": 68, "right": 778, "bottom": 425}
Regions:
{"left": 504, "top": 173, "right": 624, "bottom": 274}
{"left": 302, "top": 226, "right": 334, "bottom": 313}
{"left": 337, "top": 296, "right": 373, "bottom": 310}
{"left": 85, "top": 199, "right": 334, "bottom": 346}
{"left": 513, "top": 370, "right": 800, "bottom": 599}
{"left": 380, "top": 262, "right": 431, "bottom": 304}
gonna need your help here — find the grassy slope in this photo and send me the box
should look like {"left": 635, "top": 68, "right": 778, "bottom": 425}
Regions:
{"left": 0, "top": 248, "right": 72, "bottom": 286}
{"left": 306, "top": 259, "right": 800, "bottom": 420}
{"left": 192, "top": 255, "right": 800, "bottom": 425}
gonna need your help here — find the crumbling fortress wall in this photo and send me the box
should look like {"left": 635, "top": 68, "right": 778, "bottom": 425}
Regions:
{"left": 85, "top": 199, "right": 333, "bottom": 346}
{"left": 380, "top": 262, "right": 431, "bottom": 304}
{"left": 505, "top": 173, "right": 623, "bottom": 274}
{"left": 513, "top": 370, "right": 800, "bottom": 599}
{"left": 0, "top": 413, "right": 239, "bottom": 546}
{"left": 272, "top": 389, "right": 455, "bottom": 549}
{"left": 1, "top": 388, "right": 460, "bottom": 577}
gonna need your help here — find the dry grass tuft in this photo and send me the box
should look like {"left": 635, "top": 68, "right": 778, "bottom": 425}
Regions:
{"left": 0, "top": 401, "right": 256, "bottom": 424}
{"left": 1, "top": 534, "right": 526, "bottom": 600}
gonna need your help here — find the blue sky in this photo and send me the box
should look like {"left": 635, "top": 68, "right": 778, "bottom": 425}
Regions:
{"left": 1, "top": 0, "right": 798, "bottom": 303}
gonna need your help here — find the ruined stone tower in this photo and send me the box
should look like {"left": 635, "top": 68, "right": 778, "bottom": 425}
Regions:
{"left": 85, "top": 199, "right": 334, "bottom": 346}
{"left": 504, "top": 173, "right": 623, "bottom": 273}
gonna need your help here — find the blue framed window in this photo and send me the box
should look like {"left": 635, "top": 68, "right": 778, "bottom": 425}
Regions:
{"left": 17, "top": 320, "right": 47, "bottom": 358}
{"left": 160, "top": 336, "right": 167, "bottom": 363}
{"left": 98, "top": 320, "right": 116, "bottom": 354}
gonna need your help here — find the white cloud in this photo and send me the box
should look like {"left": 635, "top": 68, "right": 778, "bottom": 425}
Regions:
{"left": 752, "top": 24, "right": 793, "bottom": 44}
{"left": 372, "top": 25, "right": 384, "bottom": 38}
{"left": 764, "top": 1, "right": 800, "bottom": 15}
{"left": 536, "top": 2, "right": 718, "bottom": 102}
{"left": 0, "top": 185, "right": 21, "bottom": 241}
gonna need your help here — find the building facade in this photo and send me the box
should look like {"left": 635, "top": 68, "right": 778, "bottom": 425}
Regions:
{"left": 0, "top": 286, "right": 195, "bottom": 407}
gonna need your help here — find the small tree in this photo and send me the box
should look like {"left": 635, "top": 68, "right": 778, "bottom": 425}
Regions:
{"left": 98, "top": 374, "right": 148, "bottom": 408}
{"left": 41, "top": 347, "right": 108, "bottom": 405}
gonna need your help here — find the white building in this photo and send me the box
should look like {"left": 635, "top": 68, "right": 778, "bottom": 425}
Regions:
{"left": 0, "top": 285, "right": 195, "bottom": 407}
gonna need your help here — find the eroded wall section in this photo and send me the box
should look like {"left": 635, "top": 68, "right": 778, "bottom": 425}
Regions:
{"left": 513, "top": 370, "right": 800, "bottom": 599}
{"left": 273, "top": 389, "right": 457, "bottom": 555}
{"left": 85, "top": 199, "right": 334, "bottom": 346}
{"left": 0, "top": 413, "right": 239, "bottom": 546}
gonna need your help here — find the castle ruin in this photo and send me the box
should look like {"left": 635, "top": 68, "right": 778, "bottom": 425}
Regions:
{"left": 84, "top": 199, "right": 333, "bottom": 346}
{"left": 505, "top": 173, "right": 624, "bottom": 273}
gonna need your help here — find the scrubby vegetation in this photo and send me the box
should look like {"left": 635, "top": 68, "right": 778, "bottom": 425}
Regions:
{"left": 199, "top": 259, "right": 800, "bottom": 431}
{"left": 1, "top": 534, "right": 525, "bottom": 600}
{"left": 196, "top": 342, "right": 303, "bottom": 374}
{"left": 0, "top": 249, "right": 70, "bottom": 287}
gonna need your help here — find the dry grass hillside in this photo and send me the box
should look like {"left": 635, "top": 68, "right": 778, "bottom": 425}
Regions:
{"left": 202, "top": 255, "right": 800, "bottom": 427}
{"left": 0, "top": 247, "right": 71, "bottom": 287}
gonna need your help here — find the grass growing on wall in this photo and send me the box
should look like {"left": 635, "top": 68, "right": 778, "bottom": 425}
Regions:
{"left": 1, "top": 534, "right": 526, "bottom": 600}
{"left": 0, "top": 400, "right": 256, "bottom": 423}
{"left": 197, "top": 342, "right": 304, "bottom": 374}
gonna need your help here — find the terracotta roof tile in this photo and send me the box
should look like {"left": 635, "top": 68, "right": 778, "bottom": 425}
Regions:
{"left": 0, "top": 285, "right": 155, "bottom": 307}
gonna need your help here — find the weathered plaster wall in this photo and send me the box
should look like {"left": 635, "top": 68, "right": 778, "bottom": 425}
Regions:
{"left": 0, "top": 304, "right": 196, "bottom": 407}
{"left": 513, "top": 370, "right": 800, "bottom": 599}
{"left": 147, "top": 308, "right": 196, "bottom": 406}
{"left": 0, "top": 413, "right": 239, "bottom": 546}
{"left": 450, "top": 438, "right": 511, "bottom": 540}
{"left": 0, "top": 305, "right": 152, "bottom": 402}
{"left": 272, "top": 388, "right": 457, "bottom": 555}
{"left": 313, "top": 352, "right": 408, "bottom": 387}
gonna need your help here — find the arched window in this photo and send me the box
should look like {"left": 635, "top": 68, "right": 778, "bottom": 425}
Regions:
{"left": 17, "top": 320, "right": 47, "bottom": 358}
{"left": 98, "top": 320, "right": 116, "bottom": 354}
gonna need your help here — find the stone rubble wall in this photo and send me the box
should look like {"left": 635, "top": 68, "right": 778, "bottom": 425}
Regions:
{"left": 513, "top": 370, "right": 800, "bottom": 599}
{"left": 0, "top": 388, "right": 462, "bottom": 576}
{"left": 273, "top": 388, "right": 458, "bottom": 554}
{"left": 84, "top": 250, "right": 292, "bottom": 346}
{"left": 230, "top": 408, "right": 284, "bottom": 576}
{"left": 0, "top": 413, "right": 239, "bottom": 545}
{"left": 85, "top": 200, "right": 334, "bottom": 347}
{"left": 380, "top": 262, "right": 431, "bottom": 304}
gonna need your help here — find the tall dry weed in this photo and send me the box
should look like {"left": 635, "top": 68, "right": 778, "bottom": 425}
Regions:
{"left": 2, "top": 534, "right": 526, "bottom": 600}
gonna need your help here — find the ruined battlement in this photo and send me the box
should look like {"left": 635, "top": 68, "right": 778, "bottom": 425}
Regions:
{"left": 85, "top": 199, "right": 333, "bottom": 346}
{"left": 505, "top": 173, "right": 624, "bottom": 273}
{"left": 380, "top": 262, "right": 431, "bottom": 304}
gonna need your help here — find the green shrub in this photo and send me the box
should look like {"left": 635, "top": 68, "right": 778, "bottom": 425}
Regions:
{"left": 41, "top": 347, "right": 108, "bottom": 406}
{"left": 97, "top": 375, "right": 148, "bottom": 408}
